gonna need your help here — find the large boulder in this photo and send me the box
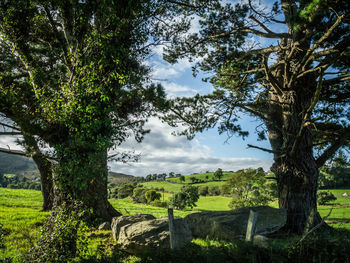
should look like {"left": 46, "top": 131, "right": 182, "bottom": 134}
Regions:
{"left": 117, "top": 217, "right": 193, "bottom": 253}
{"left": 185, "top": 206, "right": 286, "bottom": 241}
{"left": 111, "top": 214, "right": 155, "bottom": 240}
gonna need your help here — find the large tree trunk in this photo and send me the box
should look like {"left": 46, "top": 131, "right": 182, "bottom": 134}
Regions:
{"left": 22, "top": 134, "right": 54, "bottom": 211}
{"left": 53, "top": 146, "right": 120, "bottom": 223}
{"left": 267, "top": 90, "right": 322, "bottom": 234}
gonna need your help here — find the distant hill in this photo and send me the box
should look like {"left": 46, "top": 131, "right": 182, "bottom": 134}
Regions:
{"left": 108, "top": 171, "right": 135, "bottom": 185}
{"left": 0, "top": 152, "right": 135, "bottom": 183}
{"left": 0, "top": 152, "right": 39, "bottom": 178}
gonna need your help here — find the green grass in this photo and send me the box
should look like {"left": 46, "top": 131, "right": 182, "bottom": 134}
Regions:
{"left": 1, "top": 187, "right": 350, "bottom": 259}
{"left": 142, "top": 178, "right": 228, "bottom": 193}
{"left": 0, "top": 188, "right": 50, "bottom": 259}
{"left": 141, "top": 181, "right": 184, "bottom": 193}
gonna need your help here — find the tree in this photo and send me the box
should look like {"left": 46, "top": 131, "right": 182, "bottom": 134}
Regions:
{"left": 145, "top": 189, "right": 161, "bottom": 203}
{"left": 189, "top": 176, "right": 197, "bottom": 183}
{"left": 169, "top": 185, "right": 199, "bottom": 210}
{"left": 179, "top": 175, "right": 186, "bottom": 183}
{"left": 164, "top": 0, "right": 350, "bottom": 234}
{"left": 224, "top": 168, "right": 275, "bottom": 209}
{"left": 0, "top": 1, "right": 171, "bottom": 221}
{"left": 214, "top": 168, "right": 223, "bottom": 180}
{"left": 132, "top": 187, "right": 148, "bottom": 203}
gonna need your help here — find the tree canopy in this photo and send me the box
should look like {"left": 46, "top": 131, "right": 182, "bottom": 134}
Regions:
{"left": 0, "top": 0, "right": 177, "bottom": 220}
{"left": 163, "top": 0, "right": 350, "bottom": 234}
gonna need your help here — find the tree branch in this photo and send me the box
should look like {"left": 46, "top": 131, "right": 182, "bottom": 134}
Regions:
{"left": 316, "top": 128, "right": 350, "bottom": 168}
{"left": 247, "top": 144, "right": 277, "bottom": 154}
{"left": 0, "top": 131, "right": 22, "bottom": 135}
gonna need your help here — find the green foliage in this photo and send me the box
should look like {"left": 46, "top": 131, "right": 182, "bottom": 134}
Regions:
{"left": 169, "top": 185, "right": 199, "bottom": 210}
{"left": 226, "top": 168, "right": 275, "bottom": 209}
{"left": 288, "top": 229, "right": 350, "bottom": 263}
{"left": 132, "top": 187, "right": 148, "bottom": 204}
{"left": 198, "top": 186, "right": 209, "bottom": 196}
{"left": 0, "top": 0, "right": 170, "bottom": 219}
{"left": 214, "top": 168, "right": 223, "bottom": 180}
{"left": 317, "top": 191, "right": 337, "bottom": 205}
{"left": 179, "top": 176, "right": 185, "bottom": 182}
{"left": 145, "top": 190, "right": 161, "bottom": 203}
{"left": 117, "top": 183, "right": 136, "bottom": 199}
{"left": 23, "top": 200, "right": 89, "bottom": 263}
{"left": 208, "top": 185, "right": 221, "bottom": 196}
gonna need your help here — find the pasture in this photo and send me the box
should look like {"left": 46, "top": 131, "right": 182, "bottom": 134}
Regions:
{"left": 1, "top": 187, "right": 350, "bottom": 260}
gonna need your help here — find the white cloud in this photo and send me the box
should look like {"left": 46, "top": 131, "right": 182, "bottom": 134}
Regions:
{"left": 108, "top": 118, "right": 272, "bottom": 176}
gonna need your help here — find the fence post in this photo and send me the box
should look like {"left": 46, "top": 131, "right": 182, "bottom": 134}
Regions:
{"left": 168, "top": 208, "right": 175, "bottom": 249}
{"left": 245, "top": 209, "right": 258, "bottom": 242}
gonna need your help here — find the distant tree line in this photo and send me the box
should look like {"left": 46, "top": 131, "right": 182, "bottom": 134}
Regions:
{"left": 0, "top": 173, "right": 41, "bottom": 190}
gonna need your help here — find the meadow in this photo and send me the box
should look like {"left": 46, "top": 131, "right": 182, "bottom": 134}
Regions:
{"left": 1, "top": 187, "right": 350, "bottom": 260}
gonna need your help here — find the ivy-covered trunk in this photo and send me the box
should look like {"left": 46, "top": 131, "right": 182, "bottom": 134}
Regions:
{"left": 53, "top": 145, "right": 120, "bottom": 222}
{"left": 268, "top": 90, "right": 322, "bottom": 234}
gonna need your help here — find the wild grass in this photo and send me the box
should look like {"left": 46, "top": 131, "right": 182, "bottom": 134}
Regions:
{"left": 0, "top": 188, "right": 50, "bottom": 259}
{"left": 1, "top": 187, "right": 350, "bottom": 259}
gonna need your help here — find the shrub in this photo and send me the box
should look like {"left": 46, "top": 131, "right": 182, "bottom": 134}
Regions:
{"left": 198, "top": 186, "right": 209, "bottom": 196}
{"left": 208, "top": 186, "right": 221, "bottom": 196}
{"left": 169, "top": 185, "right": 199, "bottom": 210}
{"left": 145, "top": 190, "right": 161, "bottom": 203}
{"left": 117, "top": 183, "right": 135, "bottom": 199}
{"left": 317, "top": 191, "right": 337, "bottom": 205}
{"left": 132, "top": 187, "right": 148, "bottom": 203}
{"left": 220, "top": 184, "right": 231, "bottom": 195}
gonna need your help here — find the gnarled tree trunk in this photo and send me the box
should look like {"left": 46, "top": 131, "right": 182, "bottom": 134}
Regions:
{"left": 267, "top": 88, "right": 322, "bottom": 234}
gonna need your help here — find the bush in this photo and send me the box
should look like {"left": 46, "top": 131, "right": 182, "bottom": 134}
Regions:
{"left": 132, "top": 187, "right": 148, "bottom": 203}
{"left": 208, "top": 186, "right": 221, "bottom": 196}
{"left": 117, "top": 183, "right": 135, "bottom": 199}
{"left": 220, "top": 184, "right": 231, "bottom": 195}
{"left": 169, "top": 185, "right": 199, "bottom": 210}
{"left": 317, "top": 191, "right": 337, "bottom": 205}
{"left": 145, "top": 190, "right": 161, "bottom": 203}
{"left": 198, "top": 186, "right": 209, "bottom": 196}
{"left": 150, "top": 200, "right": 168, "bottom": 208}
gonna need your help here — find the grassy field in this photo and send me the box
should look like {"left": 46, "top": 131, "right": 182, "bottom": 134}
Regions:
{"left": 1, "top": 187, "right": 350, "bottom": 259}
{"left": 142, "top": 177, "right": 228, "bottom": 193}
{"left": 0, "top": 188, "right": 50, "bottom": 259}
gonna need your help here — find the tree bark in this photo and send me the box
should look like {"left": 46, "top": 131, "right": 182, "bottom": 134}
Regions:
{"left": 268, "top": 89, "right": 322, "bottom": 234}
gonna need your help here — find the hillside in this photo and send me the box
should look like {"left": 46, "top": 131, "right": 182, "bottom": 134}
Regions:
{"left": 0, "top": 152, "right": 38, "bottom": 178}
{"left": 0, "top": 152, "right": 134, "bottom": 183}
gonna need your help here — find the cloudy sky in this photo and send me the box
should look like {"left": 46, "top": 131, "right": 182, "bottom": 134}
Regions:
{"left": 108, "top": 43, "right": 273, "bottom": 176}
